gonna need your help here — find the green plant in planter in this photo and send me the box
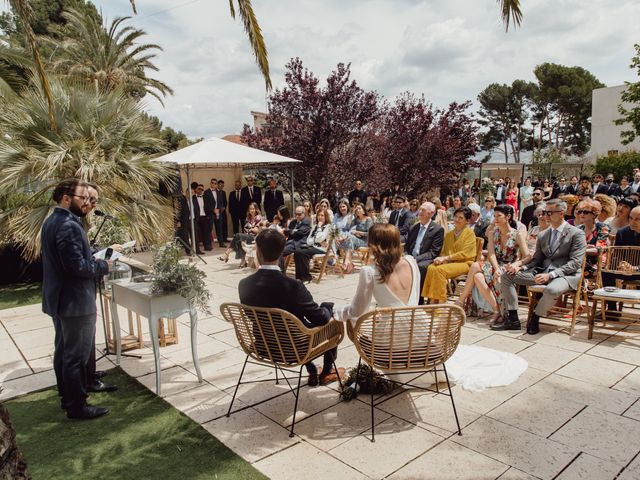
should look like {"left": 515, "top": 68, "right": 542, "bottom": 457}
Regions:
{"left": 150, "top": 242, "right": 211, "bottom": 314}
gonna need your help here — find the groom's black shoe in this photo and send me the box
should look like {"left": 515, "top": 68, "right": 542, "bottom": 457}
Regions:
{"left": 526, "top": 314, "right": 540, "bottom": 335}
{"left": 490, "top": 310, "right": 521, "bottom": 331}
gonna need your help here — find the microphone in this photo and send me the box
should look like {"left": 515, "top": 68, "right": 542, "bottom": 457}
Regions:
{"left": 94, "top": 210, "right": 115, "bottom": 220}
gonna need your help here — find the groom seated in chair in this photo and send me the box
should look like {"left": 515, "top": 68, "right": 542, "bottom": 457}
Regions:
{"left": 239, "top": 229, "right": 345, "bottom": 386}
{"left": 494, "top": 198, "right": 586, "bottom": 334}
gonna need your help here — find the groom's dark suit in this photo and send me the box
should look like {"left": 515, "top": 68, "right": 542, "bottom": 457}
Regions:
{"left": 238, "top": 267, "right": 337, "bottom": 369}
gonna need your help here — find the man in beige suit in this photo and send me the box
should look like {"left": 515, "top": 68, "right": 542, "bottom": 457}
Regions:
{"left": 493, "top": 198, "right": 586, "bottom": 334}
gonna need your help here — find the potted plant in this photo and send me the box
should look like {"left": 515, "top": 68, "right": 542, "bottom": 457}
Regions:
{"left": 150, "top": 242, "right": 211, "bottom": 314}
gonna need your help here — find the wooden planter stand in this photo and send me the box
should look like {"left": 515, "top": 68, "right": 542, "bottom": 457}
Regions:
{"left": 102, "top": 292, "right": 179, "bottom": 351}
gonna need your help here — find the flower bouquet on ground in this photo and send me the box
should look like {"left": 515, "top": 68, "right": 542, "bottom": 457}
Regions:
{"left": 339, "top": 363, "right": 395, "bottom": 401}
{"left": 150, "top": 242, "right": 211, "bottom": 314}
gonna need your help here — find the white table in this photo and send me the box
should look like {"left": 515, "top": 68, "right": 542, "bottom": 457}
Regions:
{"left": 109, "top": 280, "right": 203, "bottom": 395}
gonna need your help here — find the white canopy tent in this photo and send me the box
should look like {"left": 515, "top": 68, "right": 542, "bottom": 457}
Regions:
{"left": 154, "top": 136, "right": 301, "bottom": 254}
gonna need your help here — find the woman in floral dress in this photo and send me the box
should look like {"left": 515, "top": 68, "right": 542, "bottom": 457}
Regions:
{"left": 456, "top": 205, "right": 530, "bottom": 325}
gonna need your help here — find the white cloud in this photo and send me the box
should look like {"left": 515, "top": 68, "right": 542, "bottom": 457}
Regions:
{"left": 50, "top": 0, "right": 640, "bottom": 137}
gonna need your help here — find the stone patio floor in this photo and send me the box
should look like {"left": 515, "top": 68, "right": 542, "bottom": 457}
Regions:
{"left": 2, "top": 248, "right": 640, "bottom": 479}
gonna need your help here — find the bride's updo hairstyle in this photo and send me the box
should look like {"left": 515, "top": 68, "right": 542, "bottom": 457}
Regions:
{"left": 368, "top": 223, "right": 403, "bottom": 283}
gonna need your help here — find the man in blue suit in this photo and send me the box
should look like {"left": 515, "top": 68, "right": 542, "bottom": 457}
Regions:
{"left": 41, "top": 178, "right": 111, "bottom": 420}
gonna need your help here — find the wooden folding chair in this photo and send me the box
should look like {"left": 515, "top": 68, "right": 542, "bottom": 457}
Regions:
{"left": 587, "top": 246, "right": 640, "bottom": 338}
{"left": 526, "top": 256, "right": 588, "bottom": 336}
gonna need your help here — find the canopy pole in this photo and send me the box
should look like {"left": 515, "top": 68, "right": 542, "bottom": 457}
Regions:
{"left": 290, "top": 166, "right": 295, "bottom": 212}
{"left": 187, "top": 164, "right": 197, "bottom": 255}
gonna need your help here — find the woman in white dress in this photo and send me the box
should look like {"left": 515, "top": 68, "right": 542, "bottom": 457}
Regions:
{"left": 336, "top": 223, "right": 528, "bottom": 392}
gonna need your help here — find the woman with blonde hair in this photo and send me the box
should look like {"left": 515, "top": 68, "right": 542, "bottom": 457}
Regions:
{"left": 431, "top": 196, "right": 449, "bottom": 230}
{"left": 594, "top": 193, "right": 616, "bottom": 224}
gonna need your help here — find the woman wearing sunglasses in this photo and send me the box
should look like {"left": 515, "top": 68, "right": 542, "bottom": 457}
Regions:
{"left": 575, "top": 198, "right": 611, "bottom": 274}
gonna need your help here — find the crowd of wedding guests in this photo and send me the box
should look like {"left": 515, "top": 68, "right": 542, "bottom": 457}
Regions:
{"left": 175, "top": 170, "right": 640, "bottom": 332}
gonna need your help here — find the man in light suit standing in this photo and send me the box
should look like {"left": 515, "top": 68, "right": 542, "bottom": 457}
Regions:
{"left": 404, "top": 202, "right": 444, "bottom": 304}
{"left": 494, "top": 198, "right": 586, "bottom": 333}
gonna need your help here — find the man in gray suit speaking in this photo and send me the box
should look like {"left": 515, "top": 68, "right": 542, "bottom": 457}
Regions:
{"left": 492, "top": 198, "right": 586, "bottom": 334}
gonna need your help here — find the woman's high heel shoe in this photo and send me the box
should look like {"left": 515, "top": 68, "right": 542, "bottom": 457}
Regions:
{"left": 218, "top": 253, "right": 229, "bottom": 263}
{"left": 486, "top": 310, "right": 502, "bottom": 326}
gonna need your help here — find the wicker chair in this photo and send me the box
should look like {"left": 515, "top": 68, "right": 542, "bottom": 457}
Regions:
{"left": 349, "top": 304, "right": 465, "bottom": 442}
{"left": 588, "top": 246, "right": 640, "bottom": 338}
{"left": 219, "top": 303, "right": 345, "bottom": 437}
{"left": 525, "top": 256, "right": 588, "bottom": 336}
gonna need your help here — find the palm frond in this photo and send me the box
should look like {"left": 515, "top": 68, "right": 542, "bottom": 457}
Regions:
{"left": 498, "top": 0, "right": 523, "bottom": 31}
{"left": 230, "top": 0, "right": 272, "bottom": 90}
{"left": 7, "top": 0, "right": 57, "bottom": 130}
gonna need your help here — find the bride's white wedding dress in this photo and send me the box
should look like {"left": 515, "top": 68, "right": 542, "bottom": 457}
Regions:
{"left": 336, "top": 255, "right": 527, "bottom": 392}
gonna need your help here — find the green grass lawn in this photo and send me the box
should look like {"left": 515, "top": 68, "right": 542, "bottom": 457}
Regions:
{"left": 5, "top": 368, "right": 268, "bottom": 480}
{"left": 0, "top": 282, "right": 42, "bottom": 310}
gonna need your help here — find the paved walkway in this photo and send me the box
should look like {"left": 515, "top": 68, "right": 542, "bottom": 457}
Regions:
{"left": 2, "top": 248, "right": 640, "bottom": 479}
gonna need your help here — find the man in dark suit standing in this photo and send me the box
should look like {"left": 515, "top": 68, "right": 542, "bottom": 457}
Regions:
{"left": 239, "top": 229, "right": 344, "bottom": 386}
{"left": 592, "top": 174, "right": 608, "bottom": 195}
{"left": 240, "top": 176, "right": 262, "bottom": 214}
{"left": 495, "top": 178, "right": 507, "bottom": 205}
{"left": 217, "top": 179, "right": 228, "bottom": 243}
{"left": 264, "top": 177, "right": 285, "bottom": 222}
{"left": 388, "top": 195, "right": 415, "bottom": 242}
{"left": 348, "top": 180, "right": 367, "bottom": 207}
{"left": 206, "top": 178, "right": 226, "bottom": 247}
{"left": 567, "top": 176, "right": 579, "bottom": 195}
{"left": 404, "top": 201, "right": 444, "bottom": 304}
{"left": 553, "top": 178, "right": 569, "bottom": 198}
{"left": 41, "top": 178, "right": 111, "bottom": 420}
{"left": 603, "top": 173, "right": 621, "bottom": 197}
{"left": 191, "top": 182, "right": 212, "bottom": 252}
{"left": 229, "top": 179, "right": 244, "bottom": 235}
{"left": 280, "top": 206, "right": 312, "bottom": 280}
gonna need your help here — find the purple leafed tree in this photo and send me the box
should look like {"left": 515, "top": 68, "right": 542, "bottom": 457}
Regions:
{"left": 242, "top": 59, "right": 479, "bottom": 202}
{"left": 242, "top": 58, "right": 383, "bottom": 203}
{"left": 384, "top": 93, "right": 479, "bottom": 197}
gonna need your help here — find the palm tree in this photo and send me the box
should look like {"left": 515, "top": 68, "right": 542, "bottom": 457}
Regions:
{"left": 0, "top": 78, "right": 177, "bottom": 260}
{"left": 0, "top": 39, "right": 34, "bottom": 98}
{"left": 45, "top": 9, "right": 174, "bottom": 105}
{"left": 498, "top": 0, "right": 523, "bottom": 31}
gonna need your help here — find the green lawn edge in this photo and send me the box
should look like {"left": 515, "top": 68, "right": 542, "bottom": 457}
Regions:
{"left": 4, "top": 367, "right": 268, "bottom": 480}
{"left": 0, "top": 283, "right": 42, "bottom": 310}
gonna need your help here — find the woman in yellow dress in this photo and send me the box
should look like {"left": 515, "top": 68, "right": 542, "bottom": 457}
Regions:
{"left": 422, "top": 207, "right": 476, "bottom": 303}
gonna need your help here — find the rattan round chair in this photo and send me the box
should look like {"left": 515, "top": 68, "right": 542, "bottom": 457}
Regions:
{"left": 349, "top": 304, "right": 465, "bottom": 441}
{"left": 220, "top": 302, "right": 345, "bottom": 437}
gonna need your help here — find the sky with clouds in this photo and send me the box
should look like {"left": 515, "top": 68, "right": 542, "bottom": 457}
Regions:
{"left": 32, "top": 0, "right": 640, "bottom": 138}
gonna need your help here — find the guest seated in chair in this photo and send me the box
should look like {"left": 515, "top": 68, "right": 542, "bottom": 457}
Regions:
{"left": 456, "top": 205, "right": 530, "bottom": 326}
{"left": 219, "top": 202, "right": 262, "bottom": 267}
{"left": 337, "top": 204, "right": 373, "bottom": 274}
{"left": 422, "top": 207, "right": 476, "bottom": 304}
{"left": 404, "top": 201, "right": 444, "bottom": 304}
{"left": 292, "top": 209, "right": 332, "bottom": 283}
{"left": 495, "top": 198, "right": 586, "bottom": 334}
{"left": 575, "top": 198, "right": 611, "bottom": 276}
{"left": 280, "top": 206, "right": 312, "bottom": 280}
{"left": 239, "top": 229, "right": 344, "bottom": 386}
{"left": 270, "top": 205, "right": 291, "bottom": 233}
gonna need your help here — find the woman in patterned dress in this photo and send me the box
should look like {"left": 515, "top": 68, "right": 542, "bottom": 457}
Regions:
{"left": 456, "top": 205, "right": 530, "bottom": 325}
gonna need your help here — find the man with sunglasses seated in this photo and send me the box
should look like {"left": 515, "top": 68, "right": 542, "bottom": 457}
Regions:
{"left": 493, "top": 199, "right": 586, "bottom": 334}
{"left": 520, "top": 187, "right": 545, "bottom": 229}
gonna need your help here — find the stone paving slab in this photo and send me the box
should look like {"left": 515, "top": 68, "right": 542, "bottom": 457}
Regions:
{"left": 2, "top": 247, "right": 640, "bottom": 479}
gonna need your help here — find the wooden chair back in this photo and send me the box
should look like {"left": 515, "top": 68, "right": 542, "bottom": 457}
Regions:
{"left": 351, "top": 305, "right": 465, "bottom": 372}
{"left": 220, "top": 303, "right": 344, "bottom": 367}
{"left": 474, "top": 237, "right": 484, "bottom": 262}
{"left": 597, "top": 246, "right": 640, "bottom": 278}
